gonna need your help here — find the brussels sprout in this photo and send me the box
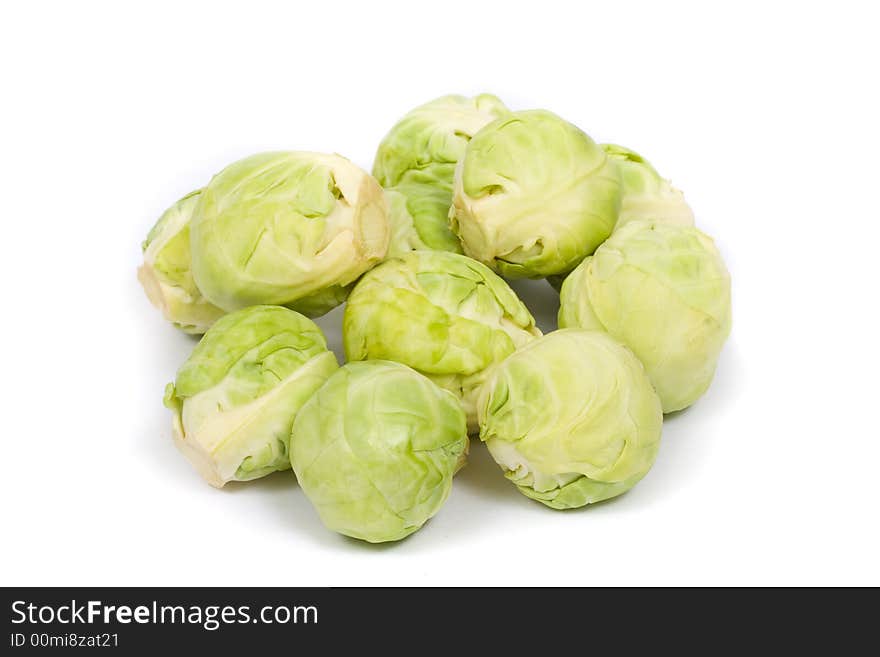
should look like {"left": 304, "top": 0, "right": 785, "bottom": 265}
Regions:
{"left": 384, "top": 189, "right": 432, "bottom": 258}
{"left": 343, "top": 251, "right": 541, "bottom": 429}
{"left": 603, "top": 144, "right": 694, "bottom": 229}
{"left": 373, "top": 94, "right": 508, "bottom": 253}
{"left": 451, "top": 110, "right": 621, "bottom": 278}
{"left": 164, "top": 305, "right": 338, "bottom": 487}
{"left": 477, "top": 329, "right": 663, "bottom": 509}
{"left": 559, "top": 220, "right": 731, "bottom": 412}
{"left": 137, "top": 190, "right": 225, "bottom": 334}
{"left": 290, "top": 361, "right": 468, "bottom": 543}
{"left": 191, "top": 152, "right": 389, "bottom": 317}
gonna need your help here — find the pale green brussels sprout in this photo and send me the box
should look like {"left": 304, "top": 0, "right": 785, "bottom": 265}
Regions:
{"left": 191, "top": 151, "right": 389, "bottom": 317}
{"left": 137, "top": 190, "right": 225, "bottom": 334}
{"left": 559, "top": 220, "right": 731, "bottom": 412}
{"left": 373, "top": 94, "right": 508, "bottom": 254}
{"left": 343, "top": 251, "right": 541, "bottom": 429}
{"left": 603, "top": 144, "right": 694, "bottom": 228}
{"left": 384, "top": 189, "right": 431, "bottom": 258}
{"left": 451, "top": 110, "right": 621, "bottom": 278}
{"left": 164, "top": 305, "right": 338, "bottom": 487}
{"left": 478, "top": 329, "right": 663, "bottom": 509}
{"left": 290, "top": 361, "right": 468, "bottom": 543}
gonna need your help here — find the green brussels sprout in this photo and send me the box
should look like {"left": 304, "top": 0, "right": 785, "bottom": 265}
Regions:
{"left": 603, "top": 144, "right": 694, "bottom": 229}
{"left": 451, "top": 110, "right": 621, "bottom": 278}
{"left": 290, "top": 361, "right": 468, "bottom": 543}
{"left": 137, "top": 190, "right": 225, "bottom": 334}
{"left": 373, "top": 94, "right": 508, "bottom": 253}
{"left": 558, "top": 220, "right": 731, "bottom": 412}
{"left": 478, "top": 329, "right": 663, "bottom": 509}
{"left": 384, "top": 189, "right": 432, "bottom": 258}
{"left": 191, "top": 151, "right": 389, "bottom": 317}
{"left": 164, "top": 305, "right": 338, "bottom": 487}
{"left": 343, "top": 251, "right": 541, "bottom": 429}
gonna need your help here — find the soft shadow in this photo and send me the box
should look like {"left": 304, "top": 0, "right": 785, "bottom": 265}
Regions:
{"left": 218, "top": 468, "right": 297, "bottom": 494}
{"left": 630, "top": 339, "right": 744, "bottom": 505}
{"left": 506, "top": 278, "right": 559, "bottom": 334}
{"left": 312, "top": 303, "right": 346, "bottom": 362}
{"left": 224, "top": 469, "right": 421, "bottom": 550}
{"left": 555, "top": 486, "right": 644, "bottom": 515}
{"left": 661, "top": 405, "right": 694, "bottom": 422}
{"left": 339, "top": 533, "right": 413, "bottom": 551}
{"left": 214, "top": 469, "right": 345, "bottom": 548}
{"left": 458, "top": 441, "right": 642, "bottom": 515}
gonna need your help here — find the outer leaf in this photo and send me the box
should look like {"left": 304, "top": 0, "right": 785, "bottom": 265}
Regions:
{"left": 191, "top": 152, "right": 389, "bottom": 316}
{"left": 290, "top": 361, "right": 468, "bottom": 543}
{"left": 138, "top": 190, "right": 225, "bottom": 333}
{"left": 451, "top": 110, "right": 621, "bottom": 278}
{"left": 478, "top": 329, "right": 663, "bottom": 509}
{"left": 374, "top": 94, "right": 508, "bottom": 253}
{"left": 343, "top": 251, "right": 541, "bottom": 429}
{"left": 559, "top": 220, "right": 732, "bottom": 412}
{"left": 165, "top": 305, "right": 338, "bottom": 487}
{"left": 603, "top": 144, "right": 694, "bottom": 229}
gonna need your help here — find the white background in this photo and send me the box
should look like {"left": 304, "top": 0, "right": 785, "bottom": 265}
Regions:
{"left": 2, "top": 1, "right": 878, "bottom": 586}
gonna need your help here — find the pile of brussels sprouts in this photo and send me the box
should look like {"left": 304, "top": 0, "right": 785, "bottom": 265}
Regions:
{"left": 140, "top": 94, "right": 731, "bottom": 543}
